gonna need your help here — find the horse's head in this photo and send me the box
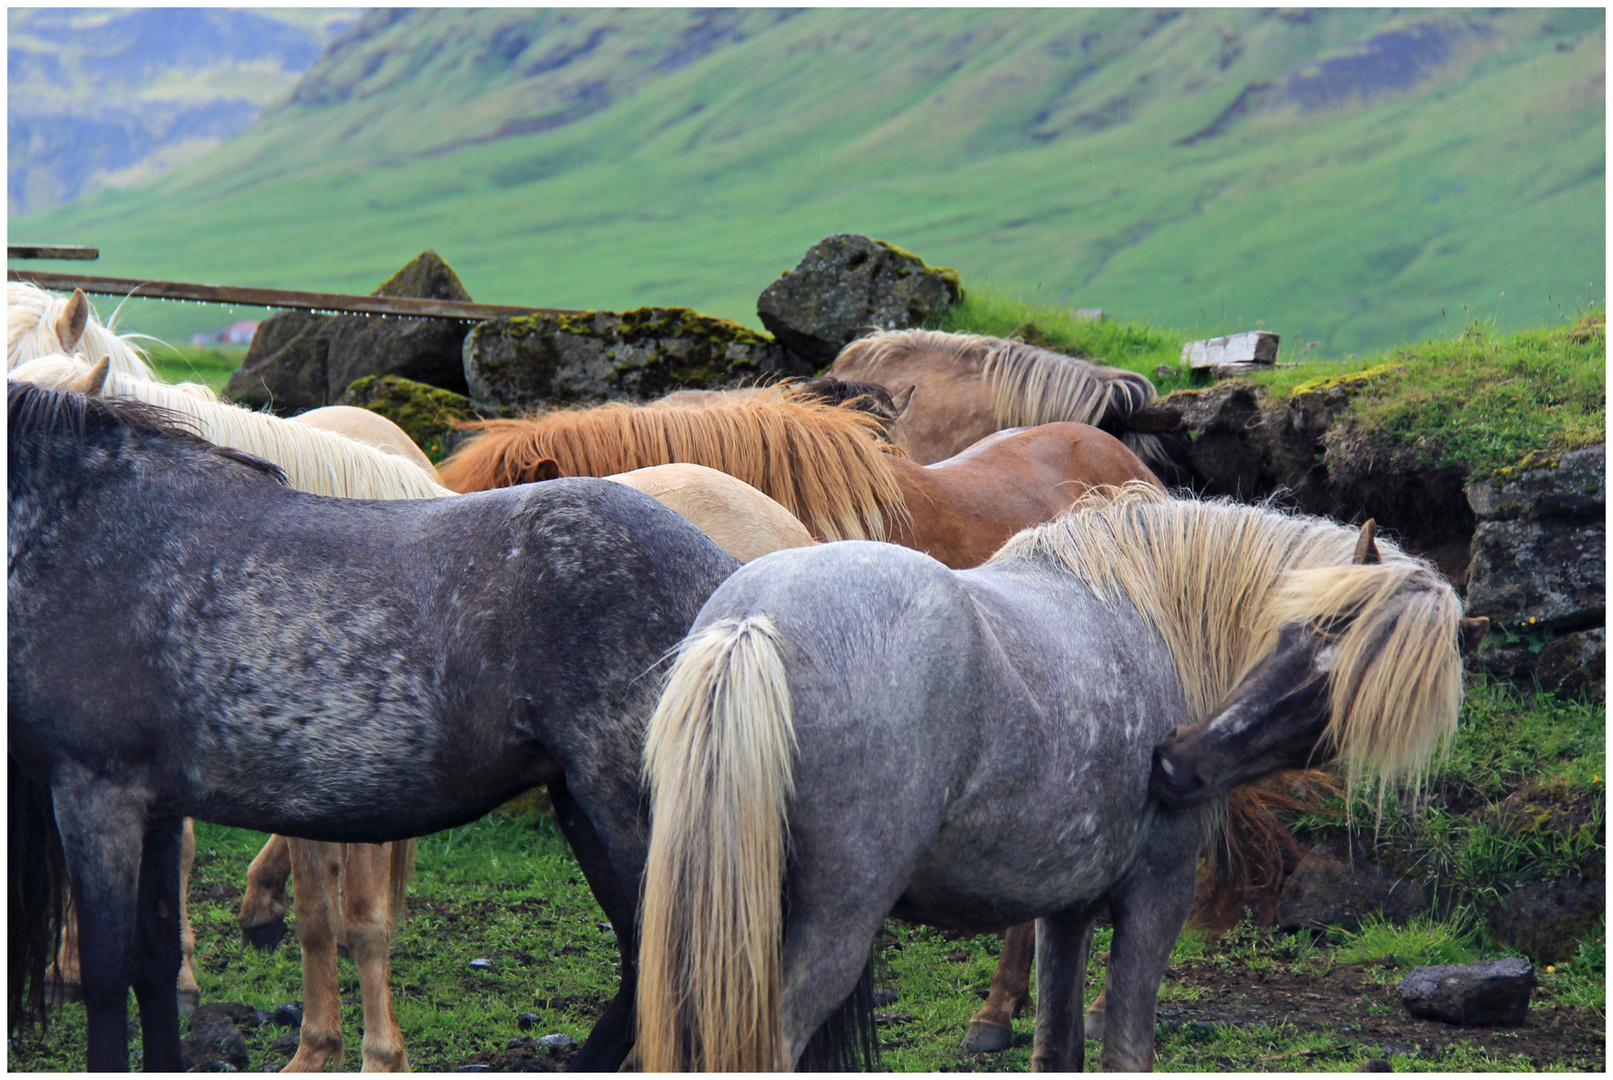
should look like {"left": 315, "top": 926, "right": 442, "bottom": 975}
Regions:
{"left": 793, "top": 376, "right": 914, "bottom": 449}
{"left": 1149, "top": 520, "right": 1490, "bottom": 807}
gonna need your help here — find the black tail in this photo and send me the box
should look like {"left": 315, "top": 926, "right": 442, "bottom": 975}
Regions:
{"left": 8, "top": 756, "right": 66, "bottom": 1033}
{"left": 796, "top": 945, "right": 882, "bottom": 1071}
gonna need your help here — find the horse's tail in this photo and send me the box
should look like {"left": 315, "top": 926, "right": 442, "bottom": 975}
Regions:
{"left": 637, "top": 616, "right": 797, "bottom": 1072}
{"left": 388, "top": 839, "right": 417, "bottom": 932}
{"left": 8, "top": 756, "right": 66, "bottom": 1032}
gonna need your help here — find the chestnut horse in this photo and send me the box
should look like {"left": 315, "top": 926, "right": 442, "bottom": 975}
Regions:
{"left": 830, "top": 327, "right": 1192, "bottom": 484}
{"left": 436, "top": 397, "right": 1161, "bottom": 570}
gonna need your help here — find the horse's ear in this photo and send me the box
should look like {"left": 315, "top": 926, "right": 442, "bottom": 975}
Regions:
{"left": 531, "top": 458, "right": 561, "bottom": 482}
{"left": 1352, "top": 519, "right": 1381, "bottom": 565}
{"left": 66, "top": 355, "right": 112, "bottom": 397}
{"left": 1458, "top": 616, "right": 1490, "bottom": 656}
{"left": 55, "top": 289, "right": 90, "bottom": 352}
{"left": 889, "top": 384, "right": 916, "bottom": 417}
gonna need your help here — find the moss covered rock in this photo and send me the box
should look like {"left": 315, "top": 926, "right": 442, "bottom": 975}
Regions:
{"left": 463, "top": 305, "right": 808, "bottom": 413}
{"left": 340, "top": 374, "right": 471, "bottom": 463}
{"left": 757, "top": 234, "right": 962, "bottom": 370}
{"left": 227, "top": 251, "right": 474, "bottom": 413}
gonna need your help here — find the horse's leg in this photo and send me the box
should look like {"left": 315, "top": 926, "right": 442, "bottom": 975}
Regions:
{"left": 546, "top": 782, "right": 637, "bottom": 1074}
{"left": 1098, "top": 848, "right": 1199, "bottom": 1072}
{"left": 239, "top": 833, "right": 293, "bottom": 951}
{"left": 343, "top": 842, "right": 408, "bottom": 1071}
{"left": 1029, "top": 908, "right": 1098, "bottom": 1072}
{"left": 282, "top": 839, "right": 346, "bottom": 1072}
{"left": 961, "top": 922, "right": 1035, "bottom": 1053}
{"left": 50, "top": 767, "right": 151, "bottom": 1071}
{"left": 1085, "top": 984, "right": 1108, "bottom": 1040}
{"left": 47, "top": 894, "right": 83, "bottom": 1004}
{"left": 131, "top": 815, "right": 186, "bottom": 1072}
{"left": 176, "top": 818, "right": 200, "bottom": 1015}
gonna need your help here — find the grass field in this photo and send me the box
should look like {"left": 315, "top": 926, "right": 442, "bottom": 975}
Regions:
{"left": 7, "top": 672, "right": 1602, "bottom": 1073}
{"left": 10, "top": 8, "right": 1603, "bottom": 356}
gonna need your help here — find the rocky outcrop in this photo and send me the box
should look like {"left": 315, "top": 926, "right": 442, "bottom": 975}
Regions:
{"left": 227, "top": 252, "right": 474, "bottom": 413}
{"left": 1163, "top": 370, "right": 1476, "bottom": 585}
{"left": 1465, "top": 446, "right": 1605, "bottom": 698}
{"left": 757, "top": 234, "right": 961, "bottom": 370}
{"left": 1397, "top": 958, "right": 1535, "bottom": 1027}
{"left": 340, "top": 374, "right": 471, "bottom": 463}
{"left": 462, "top": 306, "right": 809, "bottom": 414}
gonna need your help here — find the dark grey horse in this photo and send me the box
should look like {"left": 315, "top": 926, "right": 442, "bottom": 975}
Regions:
{"left": 636, "top": 487, "right": 1483, "bottom": 1071}
{"left": 6, "top": 380, "right": 743, "bottom": 1071}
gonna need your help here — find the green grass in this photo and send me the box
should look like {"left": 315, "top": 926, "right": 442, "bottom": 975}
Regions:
{"left": 142, "top": 341, "right": 246, "bottom": 395}
{"left": 10, "top": 9, "right": 1603, "bottom": 356}
{"left": 1233, "top": 308, "right": 1606, "bottom": 479}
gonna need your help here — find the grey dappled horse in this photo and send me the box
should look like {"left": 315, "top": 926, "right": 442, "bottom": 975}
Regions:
{"left": 637, "top": 484, "right": 1486, "bottom": 1071}
{"left": 6, "top": 380, "right": 740, "bottom": 1072}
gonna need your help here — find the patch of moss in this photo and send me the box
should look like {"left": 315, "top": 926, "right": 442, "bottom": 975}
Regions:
{"left": 342, "top": 374, "right": 471, "bottom": 463}
{"left": 615, "top": 306, "right": 772, "bottom": 347}
{"left": 1290, "top": 361, "right": 1402, "bottom": 397}
{"left": 1490, "top": 448, "right": 1567, "bottom": 485}
{"left": 870, "top": 237, "right": 962, "bottom": 296}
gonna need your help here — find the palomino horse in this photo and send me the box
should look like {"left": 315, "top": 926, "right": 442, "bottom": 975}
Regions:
{"left": 8, "top": 282, "right": 440, "bottom": 478}
{"left": 7, "top": 379, "right": 746, "bottom": 1072}
{"left": 830, "top": 327, "right": 1192, "bottom": 484}
{"left": 437, "top": 397, "right": 1161, "bottom": 568}
{"left": 605, "top": 464, "right": 815, "bottom": 561}
{"left": 635, "top": 484, "right": 1486, "bottom": 1071}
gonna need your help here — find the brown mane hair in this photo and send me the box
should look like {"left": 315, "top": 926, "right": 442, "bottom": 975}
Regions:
{"left": 439, "top": 396, "right": 909, "bottom": 542}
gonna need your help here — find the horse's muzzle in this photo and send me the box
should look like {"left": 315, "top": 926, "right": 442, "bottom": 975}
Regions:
{"left": 1149, "top": 742, "right": 1212, "bottom": 807}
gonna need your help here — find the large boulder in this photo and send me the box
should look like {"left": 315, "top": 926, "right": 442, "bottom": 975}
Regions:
{"left": 1465, "top": 445, "right": 1605, "bottom": 696}
{"left": 340, "top": 374, "right": 471, "bottom": 464}
{"left": 463, "top": 306, "right": 809, "bottom": 414}
{"left": 227, "top": 251, "right": 474, "bottom": 413}
{"left": 756, "top": 234, "right": 961, "bottom": 370}
{"left": 1397, "top": 958, "right": 1536, "bottom": 1027}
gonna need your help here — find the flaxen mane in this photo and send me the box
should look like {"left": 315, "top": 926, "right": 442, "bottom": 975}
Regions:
{"left": 839, "top": 327, "right": 1155, "bottom": 429}
{"left": 10, "top": 355, "right": 450, "bottom": 501}
{"left": 7, "top": 282, "right": 184, "bottom": 386}
{"left": 994, "top": 483, "right": 1463, "bottom": 796}
{"left": 439, "top": 397, "right": 908, "bottom": 542}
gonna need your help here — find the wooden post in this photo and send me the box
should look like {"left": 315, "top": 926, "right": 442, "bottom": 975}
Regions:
{"left": 8, "top": 245, "right": 99, "bottom": 260}
{"left": 6, "top": 269, "right": 579, "bottom": 324}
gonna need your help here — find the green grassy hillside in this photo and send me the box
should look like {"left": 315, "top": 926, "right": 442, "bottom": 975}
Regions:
{"left": 10, "top": 8, "right": 1604, "bottom": 355}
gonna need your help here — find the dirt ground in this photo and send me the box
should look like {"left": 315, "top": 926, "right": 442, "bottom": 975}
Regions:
{"left": 1153, "top": 956, "right": 1605, "bottom": 1071}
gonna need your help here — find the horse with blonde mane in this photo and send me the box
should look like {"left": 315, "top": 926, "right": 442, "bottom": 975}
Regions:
{"left": 656, "top": 375, "right": 915, "bottom": 447}
{"left": 635, "top": 484, "right": 1487, "bottom": 1071}
{"left": 831, "top": 327, "right": 1192, "bottom": 484}
{"left": 437, "top": 397, "right": 1163, "bottom": 569}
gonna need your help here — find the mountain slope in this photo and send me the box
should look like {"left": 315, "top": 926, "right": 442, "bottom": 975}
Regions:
{"left": 7, "top": 7, "right": 355, "bottom": 215}
{"left": 9, "top": 8, "right": 1604, "bottom": 355}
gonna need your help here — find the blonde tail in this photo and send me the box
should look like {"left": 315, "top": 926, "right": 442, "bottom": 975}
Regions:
{"left": 637, "top": 616, "right": 797, "bottom": 1072}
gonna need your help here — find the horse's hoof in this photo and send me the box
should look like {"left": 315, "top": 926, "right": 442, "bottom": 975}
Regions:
{"left": 243, "top": 918, "right": 287, "bottom": 952}
{"left": 1084, "top": 1007, "right": 1105, "bottom": 1040}
{"left": 961, "top": 1019, "right": 1014, "bottom": 1054}
{"left": 177, "top": 987, "right": 201, "bottom": 1016}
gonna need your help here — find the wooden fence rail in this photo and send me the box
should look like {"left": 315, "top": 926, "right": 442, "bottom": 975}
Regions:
{"left": 6, "top": 268, "right": 581, "bottom": 323}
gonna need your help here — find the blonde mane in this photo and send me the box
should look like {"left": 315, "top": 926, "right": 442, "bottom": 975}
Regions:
{"left": 994, "top": 484, "right": 1464, "bottom": 795}
{"left": 11, "top": 354, "right": 452, "bottom": 501}
{"left": 439, "top": 397, "right": 908, "bottom": 542}
{"left": 837, "top": 327, "right": 1155, "bottom": 429}
{"left": 6, "top": 281, "right": 187, "bottom": 387}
